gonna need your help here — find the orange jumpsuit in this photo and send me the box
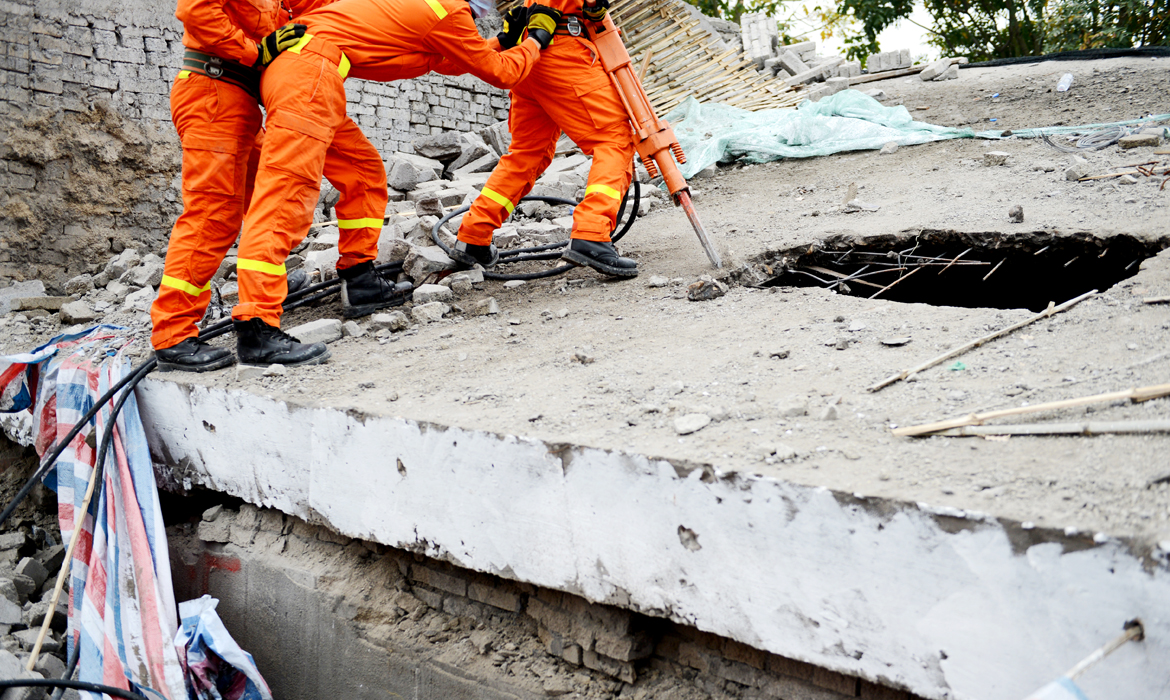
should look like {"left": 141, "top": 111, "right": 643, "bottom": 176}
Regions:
{"left": 151, "top": 0, "right": 344, "bottom": 351}
{"left": 230, "top": 0, "right": 541, "bottom": 326}
{"left": 457, "top": 0, "right": 635, "bottom": 248}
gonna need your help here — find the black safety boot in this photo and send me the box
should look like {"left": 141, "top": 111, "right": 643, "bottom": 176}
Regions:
{"left": 450, "top": 240, "right": 498, "bottom": 270}
{"left": 155, "top": 337, "right": 235, "bottom": 373}
{"left": 561, "top": 239, "right": 638, "bottom": 278}
{"left": 234, "top": 318, "right": 330, "bottom": 367}
{"left": 286, "top": 267, "right": 310, "bottom": 296}
{"left": 337, "top": 261, "right": 413, "bottom": 319}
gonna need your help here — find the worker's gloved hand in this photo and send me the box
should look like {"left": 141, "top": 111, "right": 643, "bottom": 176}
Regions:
{"left": 526, "top": 4, "right": 562, "bottom": 50}
{"left": 583, "top": 0, "right": 609, "bottom": 23}
{"left": 497, "top": 6, "right": 529, "bottom": 48}
{"left": 255, "top": 23, "right": 307, "bottom": 68}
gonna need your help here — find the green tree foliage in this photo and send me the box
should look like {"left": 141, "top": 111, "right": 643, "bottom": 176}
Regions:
{"left": 1044, "top": 0, "right": 1169, "bottom": 51}
{"left": 697, "top": 0, "right": 1170, "bottom": 65}
{"left": 683, "top": 0, "right": 785, "bottom": 23}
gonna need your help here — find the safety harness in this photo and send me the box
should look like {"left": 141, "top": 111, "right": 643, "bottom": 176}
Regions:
{"left": 179, "top": 50, "right": 262, "bottom": 100}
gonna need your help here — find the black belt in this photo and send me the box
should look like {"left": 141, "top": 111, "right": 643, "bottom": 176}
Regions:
{"left": 181, "top": 50, "right": 261, "bottom": 100}
{"left": 554, "top": 15, "right": 586, "bottom": 36}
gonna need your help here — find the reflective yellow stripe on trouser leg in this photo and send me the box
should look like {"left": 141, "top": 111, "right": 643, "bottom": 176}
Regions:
{"left": 337, "top": 218, "right": 384, "bottom": 229}
{"left": 160, "top": 275, "right": 211, "bottom": 296}
{"left": 236, "top": 259, "right": 287, "bottom": 276}
{"left": 585, "top": 183, "right": 622, "bottom": 200}
{"left": 480, "top": 187, "right": 515, "bottom": 214}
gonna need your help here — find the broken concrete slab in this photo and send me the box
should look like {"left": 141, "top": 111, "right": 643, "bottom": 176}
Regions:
{"left": 59, "top": 300, "right": 97, "bottom": 324}
{"left": 412, "top": 132, "right": 463, "bottom": 162}
{"left": 288, "top": 318, "right": 343, "bottom": 345}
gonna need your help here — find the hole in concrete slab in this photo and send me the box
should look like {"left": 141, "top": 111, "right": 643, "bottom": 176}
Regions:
{"left": 763, "top": 231, "right": 1165, "bottom": 312}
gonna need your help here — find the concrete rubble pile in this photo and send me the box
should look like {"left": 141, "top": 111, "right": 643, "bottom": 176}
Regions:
{"left": 738, "top": 12, "right": 965, "bottom": 103}
{"left": 0, "top": 530, "right": 72, "bottom": 700}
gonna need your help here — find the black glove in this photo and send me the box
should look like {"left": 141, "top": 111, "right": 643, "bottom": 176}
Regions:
{"left": 497, "top": 6, "right": 528, "bottom": 48}
{"left": 526, "top": 4, "right": 562, "bottom": 50}
{"left": 583, "top": 0, "right": 609, "bottom": 22}
{"left": 255, "top": 23, "right": 307, "bottom": 68}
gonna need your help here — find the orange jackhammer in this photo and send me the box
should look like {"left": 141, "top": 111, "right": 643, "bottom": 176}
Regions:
{"left": 583, "top": 13, "right": 722, "bottom": 268}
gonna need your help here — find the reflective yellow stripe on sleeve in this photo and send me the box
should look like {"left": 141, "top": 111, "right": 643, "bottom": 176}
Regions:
{"left": 480, "top": 187, "right": 515, "bottom": 214}
{"left": 424, "top": 0, "right": 448, "bottom": 19}
{"left": 287, "top": 33, "right": 314, "bottom": 54}
{"left": 585, "top": 183, "right": 622, "bottom": 200}
{"left": 237, "top": 259, "right": 287, "bottom": 276}
{"left": 160, "top": 275, "right": 211, "bottom": 296}
{"left": 337, "top": 217, "right": 383, "bottom": 229}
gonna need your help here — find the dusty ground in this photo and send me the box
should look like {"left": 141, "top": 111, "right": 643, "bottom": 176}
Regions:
{"left": 4, "top": 56, "right": 1170, "bottom": 551}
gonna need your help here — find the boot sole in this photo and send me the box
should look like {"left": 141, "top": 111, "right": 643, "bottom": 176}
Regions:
{"left": 343, "top": 292, "right": 410, "bottom": 319}
{"left": 561, "top": 250, "right": 639, "bottom": 278}
{"left": 156, "top": 354, "right": 236, "bottom": 373}
{"left": 240, "top": 346, "right": 332, "bottom": 368}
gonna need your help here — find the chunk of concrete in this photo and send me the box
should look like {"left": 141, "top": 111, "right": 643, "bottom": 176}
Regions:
{"left": 1119, "top": 133, "right": 1161, "bottom": 149}
{"left": 933, "top": 63, "right": 959, "bottom": 81}
{"left": 12, "top": 296, "right": 70, "bottom": 312}
{"left": 412, "top": 132, "right": 463, "bottom": 162}
{"left": 14, "top": 558, "right": 47, "bottom": 590}
{"left": 777, "top": 50, "right": 808, "bottom": 77}
{"left": 387, "top": 159, "right": 419, "bottom": 191}
{"left": 472, "top": 297, "right": 500, "bottom": 316}
{"left": 674, "top": 413, "right": 712, "bottom": 435}
{"left": 413, "top": 284, "right": 455, "bottom": 305}
{"left": 370, "top": 311, "right": 409, "bottom": 332}
{"left": 776, "top": 396, "right": 809, "bottom": 418}
{"left": 479, "top": 120, "right": 512, "bottom": 158}
{"left": 59, "top": 301, "right": 98, "bottom": 324}
{"left": 123, "top": 286, "right": 155, "bottom": 312}
{"left": 288, "top": 318, "right": 343, "bottom": 345}
{"left": 919, "top": 58, "right": 951, "bottom": 81}
{"left": 392, "top": 151, "right": 444, "bottom": 179}
{"left": 123, "top": 260, "right": 164, "bottom": 288}
{"left": 341, "top": 320, "right": 365, "bottom": 338}
{"left": 452, "top": 152, "right": 500, "bottom": 178}
{"left": 64, "top": 274, "right": 94, "bottom": 295}
{"left": 105, "top": 248, "right": 141, "bottom": 278}
{"left": 411, "top": 302, "right": 449, "bottom": 323}
{"left": 0, "top": 280, "right": 46, "bottom": 314}
{"left": 983, "top": 151, "right": 1010, "bottom": 166}
{"left": 404, "top": 245, "right": 455, "bottom": 282}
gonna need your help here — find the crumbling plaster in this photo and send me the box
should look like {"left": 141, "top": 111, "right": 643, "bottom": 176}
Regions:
{"left": 136, "top": 378, "right": 1170, "bottom": 700}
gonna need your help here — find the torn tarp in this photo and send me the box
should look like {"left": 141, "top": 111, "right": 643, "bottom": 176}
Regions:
{"left": 663, "top": 90, "right": 1170, "bottom": 179}
{"left": 664, "top": 90, "right": 965, "bottom": 178}
{"left": 175, "top": 596, "right": 273, "bottom": 700}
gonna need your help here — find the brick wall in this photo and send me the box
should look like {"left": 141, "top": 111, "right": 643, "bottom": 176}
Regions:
{"left": 0, "top": 0, "right": 509, "bottom": 290}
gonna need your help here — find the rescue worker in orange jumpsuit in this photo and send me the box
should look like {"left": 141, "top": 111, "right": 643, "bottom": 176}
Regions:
{"left": 229, "top": 0, "right": 563, "bottom": 367}
{"left": 452, "top": 0, "right": 638, "bottom": 278}
{"left": 152, "top": 0, "right": 411, "bottom": 372}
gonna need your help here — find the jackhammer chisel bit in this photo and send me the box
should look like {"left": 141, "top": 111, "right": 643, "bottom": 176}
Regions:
{"left": 584, "top": 13, "right": 722, "bottom": 269}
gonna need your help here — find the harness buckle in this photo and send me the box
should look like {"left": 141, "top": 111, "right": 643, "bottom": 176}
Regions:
{"left": 205, "top": 55, "right": 224, "bottom": 78}
{"left": 566, "top": 15, "right": 582, "bottom": 36}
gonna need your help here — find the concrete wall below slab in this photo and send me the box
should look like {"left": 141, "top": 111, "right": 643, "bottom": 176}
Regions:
{"left": 138, "top": 378, "right": 1170, "bottom": 700}
{"left": 169, "top": 505, "right": 887, "bottom": 700}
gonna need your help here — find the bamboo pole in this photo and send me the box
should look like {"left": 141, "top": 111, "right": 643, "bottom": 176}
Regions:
{"left": 893, "top": 382, "right": 1170, "bottom": 437}
{"left": 868, "top": 289, "right": 1099, "bottom": 392}
{"left": 935, "top": 419, "right": 1170, "bottom": 436}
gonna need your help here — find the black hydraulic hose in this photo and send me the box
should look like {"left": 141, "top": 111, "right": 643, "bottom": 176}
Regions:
{"left": 429, "top": 181, "right": 641, "bottom": 281}
{"left": 0, "top": 679, "right": 149, "bottom": 700}
{"left": 49, "top": 647, "right": 80, "bottom": 700}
